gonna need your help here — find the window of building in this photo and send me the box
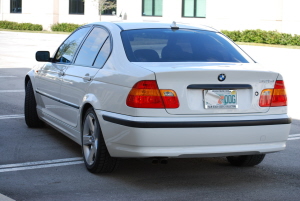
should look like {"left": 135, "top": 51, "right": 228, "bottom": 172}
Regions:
{"left": 182, "top": 0, "right": 206, "bottom": 18}
{"left": 10, "top": 0, "right": 22, "bottom": 13}
{"left": 101, "top": 0, "right": 116, "bottom": 15}
{"left": 69, "top": 0, "right": 84, "bottom": 14}
{"left": 142, "top": 0, "right": 162, "bottom": 16}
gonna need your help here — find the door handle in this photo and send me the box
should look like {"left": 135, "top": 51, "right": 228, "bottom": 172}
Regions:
{"left": 83, "top": 74, "right": 91, "bottom": 81}
{"left": 58, "top": 71, "right": 65, "bottom": 76}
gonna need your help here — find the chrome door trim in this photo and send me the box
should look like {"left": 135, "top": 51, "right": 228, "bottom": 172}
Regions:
{"left": 36, "top": 89, "right": 80, "bottom": 109}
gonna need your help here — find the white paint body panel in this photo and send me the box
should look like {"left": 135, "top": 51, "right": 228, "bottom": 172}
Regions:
{"left": 135, "top": 62, "right": 279, "bottom": 115}
{"left": 35, "top": 63, "right": 68, "bottom": 122}
{"left": 60, "top": 65, "right": 99, "bottom": 127}
{"left": 27, "top": 22, "right": 291, "bottom": 159}
{"left": 98, "top": 111, "right": 290, "bottom": 157}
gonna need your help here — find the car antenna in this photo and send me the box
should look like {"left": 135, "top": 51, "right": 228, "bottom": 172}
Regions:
{"left": 171, "top": 21, "right": 179, "bottom": 30}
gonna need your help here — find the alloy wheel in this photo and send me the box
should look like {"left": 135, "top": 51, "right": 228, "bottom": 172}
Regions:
{"left": 82, "top": 113, "right": 98, "bottom": 165}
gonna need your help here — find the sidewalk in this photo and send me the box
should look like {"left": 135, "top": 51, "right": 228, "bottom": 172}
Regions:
{"left": 0, "top": 31, "right": 299, "bottom": 119}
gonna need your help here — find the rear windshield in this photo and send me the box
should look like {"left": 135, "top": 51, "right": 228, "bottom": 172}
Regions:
{"left": 121, "top": 29, "right": 253, "bottom": 63}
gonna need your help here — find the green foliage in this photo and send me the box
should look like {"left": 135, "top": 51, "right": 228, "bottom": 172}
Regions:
{"left": 221, "top": 30, "right": 242, "bottom": 42}
{"left": 221, "top": 29, "right": 300, "bottom": 46}
{"left": 0, "top": 20, "right": 43, "bottom": 31}
{"left": 51, "top": 23, "right": 82, "bottom": 32}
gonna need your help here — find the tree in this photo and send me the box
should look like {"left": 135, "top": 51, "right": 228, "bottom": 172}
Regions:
{"left": 93, "top": 0, "right": 117, "bottom": 21}
{"left": 83, "top": 0, "right": 116, "bottom": 21}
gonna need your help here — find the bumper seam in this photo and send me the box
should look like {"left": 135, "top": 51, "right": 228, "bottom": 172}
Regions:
{"left": 102, "top": 115, "right": 292, "bottom": 128}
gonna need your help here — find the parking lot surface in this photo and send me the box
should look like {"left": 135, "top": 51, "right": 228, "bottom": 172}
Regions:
{"left": 0, "top": 31, "right": 299, "bottom": 201}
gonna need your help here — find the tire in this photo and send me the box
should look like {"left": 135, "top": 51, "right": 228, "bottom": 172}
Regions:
{"left": 82, "top": 108, "right": 118, "bottom": 173}
{"left": 226, "top": 154, "right": 266, "bottom": 167}
{"left": 24, "top": 80, "right": 44, "bottom": 128}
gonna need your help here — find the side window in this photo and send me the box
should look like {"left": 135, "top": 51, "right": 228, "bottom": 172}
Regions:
{"left": 74, "top": 27, "right": 109, "bottom": 66}
{"left": 54, "top": 27, "right": 90, "bottom": 64}
{"left": 93, "top": 38, "right": 111, "bottom": 68}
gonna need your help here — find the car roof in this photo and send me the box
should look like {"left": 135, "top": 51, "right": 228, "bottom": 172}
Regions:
{"left": 89, "top": 21, "right": 218, "bottom": 32}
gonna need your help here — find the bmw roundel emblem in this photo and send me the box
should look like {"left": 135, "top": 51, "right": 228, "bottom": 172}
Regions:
{"left": 218, "top": 74, "right": 226, "bottom": 82}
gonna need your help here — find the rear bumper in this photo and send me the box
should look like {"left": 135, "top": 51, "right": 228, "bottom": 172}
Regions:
{"left": 102, "top": 114, "right": 291, "bottom": 128}
{"left": 97, "top": 111, "right": 291, "bottom": 158}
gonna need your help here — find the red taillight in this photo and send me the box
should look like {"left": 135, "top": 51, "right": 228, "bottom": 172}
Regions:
{"left": 126, "top": 80, "right": 179, "bottom": 108}
{"left": 271, "top": 80, "right": 287, "bottom": 107}
{"left": 259, "top": 80, "right": 287, "bottom": 107}
{"left": 259, "top": 89, "right": 273, "bottom": 107}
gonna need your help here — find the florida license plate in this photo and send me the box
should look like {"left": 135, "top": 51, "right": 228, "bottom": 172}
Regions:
{"left": 204, "top": 90, "right": 238, "bottom": 109}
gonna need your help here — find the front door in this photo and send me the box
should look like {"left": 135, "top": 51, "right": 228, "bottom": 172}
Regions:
{"left": 36, "top": 26, "right": 91, "bottom": 125}
{"left": 35, "top": 62, "right": 67, "bottom": 120}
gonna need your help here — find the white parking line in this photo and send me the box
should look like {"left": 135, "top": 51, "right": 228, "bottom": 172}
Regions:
{"left": 0, "top": 114, "right": 24, "bottom": 120}
{"left": 0, "top": 194, "right": 15, "bottom": 201}
{"left": 0, "top": 157, "right": 83, "bottom": 173}
{"left": 288, "top": 134, "right": 300, "bottom": 141}
{"left": 0, "top": 90, "right": 24, "bottom": 93}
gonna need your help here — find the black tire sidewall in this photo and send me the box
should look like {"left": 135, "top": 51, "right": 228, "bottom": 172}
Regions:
{"left": 24, "top": 80, "right": 43, "bottom": 128}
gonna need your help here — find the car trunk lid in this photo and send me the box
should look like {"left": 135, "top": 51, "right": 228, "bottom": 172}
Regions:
{"left": 133, "top": 62, "right": 279, "bottom": 115}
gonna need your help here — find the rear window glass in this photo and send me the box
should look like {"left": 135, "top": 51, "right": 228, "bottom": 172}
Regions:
{"left": 74, "top": 27, "right": 109, "bottom": 66}
{"left": 93, "top": 37, "right": 111, "bottom": 68}
{"left": 121, "top": 29, "right": 252, "bottom": 63}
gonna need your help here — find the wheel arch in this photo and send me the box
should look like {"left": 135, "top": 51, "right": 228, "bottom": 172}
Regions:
{"left": 80, "top": 93, "right": 103, "bottom": 130}
{"left": 25, "top": 69, "right": 36, "bottom": 89}
{"left": 80, "top": 102, "right": 94, "bottom": 131}
{"left": 25, "top": 75, "right": 31, "bottom": 88}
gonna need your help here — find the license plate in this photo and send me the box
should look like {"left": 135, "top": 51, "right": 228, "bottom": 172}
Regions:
{"left": 204, "top": 90, "right": 238, "bottom": 109}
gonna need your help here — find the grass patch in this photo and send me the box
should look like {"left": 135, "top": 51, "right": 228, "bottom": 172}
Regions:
{"left": 236, "top": 42, "right": 300, "bottom": 49}
{"left": 51, "top": 23, "right": 82, "bottom": 32}
{"left": 0, "top": 20, "right": 43, "bottom": 31}
{"left": 222, "top": 29, "right": 300, "bottom": 46}
{"left": 0, "top": 28, "right": 70, "bottom": 34}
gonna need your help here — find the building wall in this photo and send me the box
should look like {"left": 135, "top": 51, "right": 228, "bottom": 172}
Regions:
{"left": 0, "top": 0, "right": 56, "bottom": 30}
{"left": 57, "top": 0, "right": 118, "bottom": 27}
{"left": 116, "top": 0, "right": 300, "bottom": 35}
{"left": 0, "top": 0, "right": 300, "bottom": 34}
{"left": 0, "top": 0, "right": 119, "bottom": 30}
{"left": 281, "top": 0, "right": 300, "bottom": 34}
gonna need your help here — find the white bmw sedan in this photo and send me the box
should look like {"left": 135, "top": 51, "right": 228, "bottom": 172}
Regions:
{"left": 25, "top": 22, "right": 291, "bottom": 173}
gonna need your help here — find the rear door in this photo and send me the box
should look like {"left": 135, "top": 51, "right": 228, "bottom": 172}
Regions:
{"left": 59, "top": 26, "right": 112, "bottom": 127}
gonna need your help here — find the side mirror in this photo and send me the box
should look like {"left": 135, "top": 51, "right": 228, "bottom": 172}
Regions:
{"left": 36, "top": 51, "right": 50, "bottom": 62}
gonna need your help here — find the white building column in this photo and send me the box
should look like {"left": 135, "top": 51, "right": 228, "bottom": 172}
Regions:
{"left": 53, "top": 0, "right": 59, "bottom": 25}
{"left": 0, "top": 0, "right": 2, "bottom": 21}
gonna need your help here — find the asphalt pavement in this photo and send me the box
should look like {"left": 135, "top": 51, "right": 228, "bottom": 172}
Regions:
{"left": 0, "top": 31, "right": 299, "bottom": 201}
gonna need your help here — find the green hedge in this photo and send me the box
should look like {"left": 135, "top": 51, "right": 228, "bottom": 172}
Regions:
{"left": 51, "top": 23, "right": 82, "bottom": 32}
{"left": 221, "top": 29, "right": 300, "bottom": 46}
{"left": 0, "top": 20, "right": 43, "bottom": 31}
